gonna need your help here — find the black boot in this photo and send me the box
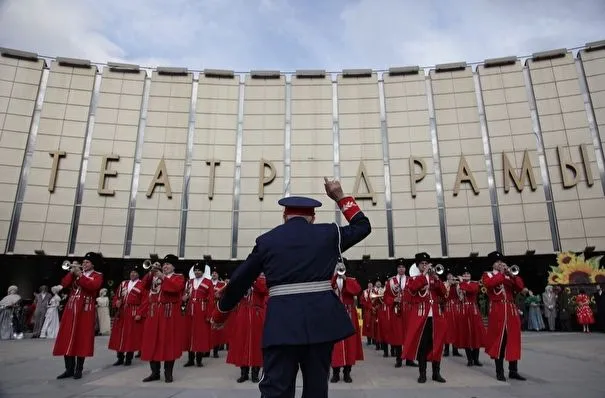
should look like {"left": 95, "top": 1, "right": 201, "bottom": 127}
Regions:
{"left": 330, "top": 367, "right": 340, "bottom": 383}
{"left": 195, "top": 352, "right": 204, "bottom": 367}
{"left": 390, "top": 346, "right": 395, "bottom": 357}
{"left": 124, "top": 352, "right": 134, "bottom": 366}
{"left": 366, "top": 337, "right": 372, "bottom": 346}
{"left": 135, "top": 351, "right": 141, "bottom": 358}
{"left": 375, "top": 341, "right": 380, "bottom": 350}
{"left": 495, "top": 359, "right": 506, "bottom": 382}
{"left": 213, "top": 346, "right": 219, "bottom": 358}
{"left": 417, "top": 359, "right": 427, "bottom": 383}
{"left": 164, "top": 360, "right": 174, "bottom": 383}
{"left": 184, "top": 351, "right": 195, "bottom": 367}
{"left": 431, "top": 361, "right": 446, "bottom": 383}
{"left": 343, "top": 366, "right": 353, "bottom": 383}
{"left": 452, "top": 346, "right": 462, "bottom": 357}
{"left": 465, "top": 348, "right": 474, "bottom": 366}
{"left": 406, "top": 359, "right": 418, "bottom": 367}
{"left": 113, "top": 352, "right": 125, "bottom": 366}
{"left": 508, "top": 361, "right": 526, "bottom": 381}
{"left": 395, "top": 357, "right": 403, "bottom": 368}
{"left": 57, "top": 356, "right": 75, "bottom": 379}
{"left": 251, "top": 366, "right": 260, "bottom": 383}
{"left": 143, "top": 361, "right": 161, "bottom": 382}
{"left": 443, "top": 344, "right": 450, "bottom": 357}
{"left": 237, "top": 366, "right": 249, "bottom": 383}
{"left": 73, "top": 357, "right": 85, "bottom": 379}
{"left": 382, "top": 343, "right": 389, "bottom": 358}
{"left": 472, "top": 349, "right": 483, "bottom": 367}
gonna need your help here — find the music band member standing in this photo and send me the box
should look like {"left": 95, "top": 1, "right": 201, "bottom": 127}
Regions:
{"left": 211, "top": 178, "right": 371, "bottom": 398}
{"left": 53, "top": 252, "right": 104, "bottom": 380}
{"left": 330, "top": 262, "right": 363, "bottom": 383}
{"left": 403, "top": 253, "right": 447, "bottom": 384}
{"left": 226, "top": 274, "right": 267, "bottom": 383}
{"left": 140, "top": 255, "right": 186, "bottom": 383}
{"left": 457, "top": 267, "right": 485, "bottom": 367}
{"left": 183, "top": 263, "right": 215, "bottom": 367}
{"left": 482, "top": 251, "right": 526, "bottom": 382}
{"left": 108, "top": 266, "right": 146, "bottom": 366}
{"left": 443, "top": 273, "right": 463, "bottom": 358}
{"left": 210, "top": 268, "right": 227, "bottom": 357}
{"left": 360, "top": 282, "right": 374, "bottom": 345}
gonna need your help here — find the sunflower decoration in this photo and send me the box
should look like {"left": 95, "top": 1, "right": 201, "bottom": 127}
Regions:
{"left": 547, "top": 251, "right": 604, "bottom": 285}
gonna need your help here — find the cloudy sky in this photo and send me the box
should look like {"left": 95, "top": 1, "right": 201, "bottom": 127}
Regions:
{"left": 0, "top": 0, "right": 604, "bottom": 72}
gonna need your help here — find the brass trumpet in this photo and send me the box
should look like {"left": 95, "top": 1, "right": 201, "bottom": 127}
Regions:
{"left": 336, "top": 263, "right": 346, "bottom": 276}
{"left": 370, "top": 287, "right": 385, "bottom": 300}
{"left": 143, "top": 259, "right": 162, "bottom": 271}
{"left": 508, "top": 264, "right": 520, "bottom": 276}
{"left": 61, "top": 260, "right": 82, "bottom": 271}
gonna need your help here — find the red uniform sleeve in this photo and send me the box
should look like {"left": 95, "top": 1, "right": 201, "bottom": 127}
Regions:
{"left": 78, "top": 272, "right": 103, "bottom": 294}
{"left": 337, "top": 196, "right": 362, "bottom": 222}
{"left": 511, "top": 275, "right": 525, "bottom": 293}
{"left": 482, "top": 272, "right": 506, "bottom": 289}
{"left": 61, "top": 272, "right": 74, "bottom": 288}
{"left": 383, "top": 282, "right": 395, "bottom": 306}
{"left": 162, "top": 274, "right": 185, "bottom": 293}
{"left": 344, "top": 278, "right": 362, "bottom": 296}
{"left": 253, "top": 277, "right": 268, "bottom": 294}
{"left": 136, "top": 291, "right": 149, "bottom": 319}
{"left": 141, "top": 272, "right": 153, "bottom": 290}
{"left": 460, "top": 281, "right": 479, "bottom": 294}
{"left": 112, "top": 285, "right": 121, "bottom": 308}
{"left": 407, "top": 275, "right": 428, "bottom": 293}
{"left": 433, "top": 278, "right": 447, "bottom": 297}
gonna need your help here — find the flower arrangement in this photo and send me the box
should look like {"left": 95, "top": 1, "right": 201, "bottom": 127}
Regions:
{"left": 547, "top": 251, "right": 605, "bottom": 285}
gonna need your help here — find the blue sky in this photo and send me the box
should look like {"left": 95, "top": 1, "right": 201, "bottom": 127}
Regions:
{"left": 1, "top": 0, "right": 604, "bottom": 71}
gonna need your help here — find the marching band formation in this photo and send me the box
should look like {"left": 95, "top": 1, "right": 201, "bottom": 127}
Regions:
{"left": 52, "top": 249, "right": 527, "bottom": 385}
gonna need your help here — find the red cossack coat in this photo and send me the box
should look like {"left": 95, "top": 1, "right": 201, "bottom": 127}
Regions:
{"left": 456, "top": 281, "right": 485, "bottom": 349}
{"left": 374, "top": 289, "right": 390, "bottom": 344}
{"left": 331, "top": 276, "right": 364, "bottom": 367}
{"left": 226, "top": 276, "right": 267, "bottom": 367}
{"left": 360, "top": 289, "right": 374, "bottom": 338}
{"left": 108, "top": 279, "right": 147, "bottom": 353}
{"left": 443, "top": 283, "right": 461, "bottom": 345}
{"left": 383, "top": 275, "right": 409, "bottom": 346}
{"left": 402, "top": 275, "right": 447, "bottom": 362}
{"left": 139, "top": 272, "right": 186, "bottom": 362}
{"left": 183, "top": 278, "right": 215, "bottom": 353}
{"left": 210, "top": 280, "right": 228, "bottom": 346}
{"left": 482, "top": 271, "right": 524, "bottom": 361}
{"left": 53, "top": 270, "right": 103, "bottom": 357}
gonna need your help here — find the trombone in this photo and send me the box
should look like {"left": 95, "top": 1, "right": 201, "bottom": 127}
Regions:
{"left": 61, "top": 260, "right": 82, "bottom": 271}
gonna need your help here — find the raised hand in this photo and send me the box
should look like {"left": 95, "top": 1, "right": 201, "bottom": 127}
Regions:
{"left": 323, "top": 177, "right": 345, "bottom": 201}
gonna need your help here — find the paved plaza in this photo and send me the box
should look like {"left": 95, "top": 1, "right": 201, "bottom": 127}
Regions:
{"left": 0, "top": 332, "right": 603, "bottom": 398}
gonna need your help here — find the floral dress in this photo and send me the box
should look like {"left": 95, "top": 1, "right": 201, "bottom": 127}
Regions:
{"left": 575, "top": 294, "right": 594, "bottom": 325}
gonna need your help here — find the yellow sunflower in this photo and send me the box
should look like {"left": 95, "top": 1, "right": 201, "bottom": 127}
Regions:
{"left": 592, "top": 269, "right": 605, "bottom": 284}
{"left": 559, "top": 262, "right": 594, "bottom": 284}
{"left": 548, "top": 272, "right": 565, "bottom": 285}
{"left": 556, "top": 251, "right": 577, "bottom": 268}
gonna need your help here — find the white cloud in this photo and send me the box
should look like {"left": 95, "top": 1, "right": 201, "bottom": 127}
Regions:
{"left": 0, "top": 0, "right": 603, "bottom": 71}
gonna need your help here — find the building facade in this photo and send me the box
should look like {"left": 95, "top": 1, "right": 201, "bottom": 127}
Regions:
{"left": 1, "top": 41, "right": 605, "bottom": 262}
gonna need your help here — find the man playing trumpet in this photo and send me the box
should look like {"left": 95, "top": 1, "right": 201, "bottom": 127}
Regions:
{"left": 403, "top": 253, "right": 447, "bottom": 384}
{"left": 53, "top": 252, "right": 104, "bottom": 380}
{"left": 482, "top": 251, "right": 526, "bottom": 382}
{"left": 140, "top": 255, "right": 186, "bottom": 383}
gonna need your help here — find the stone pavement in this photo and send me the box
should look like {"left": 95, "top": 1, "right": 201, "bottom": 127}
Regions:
{"left": 0, "top": 332, "right": 604, "bottom": 398}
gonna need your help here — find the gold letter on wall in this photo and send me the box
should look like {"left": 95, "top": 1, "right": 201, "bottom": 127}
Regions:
{"left": 409, "top": 157, "right": 426, "bottom": 198}
{"left": 453, "top": 155, "right": 480, "bottom": 196}
{"left": 98, "top": 154, "right": 120, "bottom": 196}
{"left": 579, "top": 144, "right": 594, "bottom": 187}
{"left": 353, "top": 161, "right": 377, "bottom": 205}
{"left": 48, "top": 150, "right": 66, "bottom": 192}
{"left": 503, "top": 150, "right": 537, "bottom": 193}
{"left": 557, "top": 146, "right": 579, "bottom": 188}
{"left": 206, "top": 159, "right": 221, "bottom": 199}
{"left": 146, "top": 158, "right": 173, "bottom": 199}
{"left": 258, "top": 159, "right": 276, "bottom": 200}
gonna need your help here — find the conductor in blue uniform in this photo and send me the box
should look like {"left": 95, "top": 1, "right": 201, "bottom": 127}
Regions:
{"left": 211, "top": 177, "right": 371, "bottom": 398}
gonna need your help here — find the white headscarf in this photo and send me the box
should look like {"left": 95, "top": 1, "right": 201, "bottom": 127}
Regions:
{"left": 0, "top": 285, "right": 21, "bottom": 307}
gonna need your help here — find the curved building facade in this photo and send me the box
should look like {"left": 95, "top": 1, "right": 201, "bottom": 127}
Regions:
{"left": 1, "top": 41, "right": 605, "bottom": 262}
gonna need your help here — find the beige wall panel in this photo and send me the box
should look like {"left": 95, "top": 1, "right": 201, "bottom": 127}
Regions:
{"left": 479, "top": 62, "right": 552, "bottom": 255}
{"left": 186, "top": 75, "right": 238, "bottom": 259}
{"left": 130, "top": 71, "right": 191, "bottom": 258}
{"left": 430, "top": 68, "right": 495, "bottom": 258}
{"left": 0, "top": 55, "right": 44, "bottom": 252}
{"left": 237, "top": 76, "right": 285, "bottom": 257}
{"left": 338, "top": 74, "right": 387, "bottom": 259}
{"left": 14, "top": 61, "right": 95, "bottom": 255}
{"left": 384, "top": 73, "right": 441, "bottom": 258}
{"left": 75, "top": 68, "right": 145, "bottom": 257}
{"left": 290, "top": 76, "right": 333, "bottom": 224}
{"left": 529, "top": 53, "right": 605, "bottom": 251}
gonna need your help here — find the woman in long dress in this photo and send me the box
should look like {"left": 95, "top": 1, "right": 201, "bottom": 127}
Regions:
{"left": 525, "top": 291, "right": 545, "bottom": 331}
{"left": 96, "top": 288, "right": 111, "bottom": 335}
{"left": 40, "top": 286, "right": 63, "bottom": 339}
{"left": 575, "top": 289, "right": 595, "bottom": 333}
{"left": 0, "top": 285, "right": 21, "bottom": 340}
